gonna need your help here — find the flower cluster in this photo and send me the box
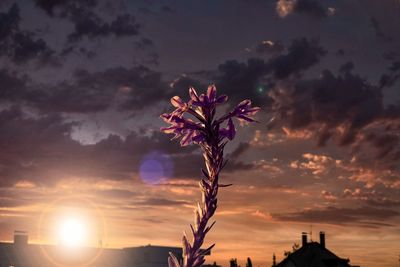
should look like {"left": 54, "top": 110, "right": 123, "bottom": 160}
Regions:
{"left": 161, "top": 85, "right": 260, "bottom": 146}
{"left": 161, "top": 85, "right": 260, "bottom": 267}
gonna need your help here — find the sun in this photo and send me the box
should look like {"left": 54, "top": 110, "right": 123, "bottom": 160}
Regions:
{"left": 57, "top": 217, "right": 87, "bottom": 248}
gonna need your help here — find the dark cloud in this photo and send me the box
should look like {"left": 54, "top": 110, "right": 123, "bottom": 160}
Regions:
{"left": 370, "top": 17, "right": 393, "bottom": 42}
{"left": 379, "top": 60, "right": 400, "bottom": 88}
{"left": 270, "top": 38, "right": 326, "bottom": 79}
{"left": 0, "top": 3, "right": 19, "bottom": 39}
{"left": 228, "top": 142, "right": 251, "bottom": 160}
{"left": 0, "top": 3, "right": 57, "bottom": 66}
{"left": 0, "top": 106, "right": 76, "bottom": 187}
{"left": 272, "top": 206, "right": 399, "bottom": 227}
{"left": 0, "top": 105, "right": 253, "bottom": 187}
{"left": 67, "top": 11, "right": 140, "bottom": 42}
{"left": 0, "top": 37, "right": 326, "bottom": 115}
{"left": 135, "top": 38, "right": 154, "bottom": 50}
{"left": 160, "top": 5, "right": 174, "bottom": 13}
{"left": 34, "top": 0, "right": 141, "bottom": 46}
{"left": 210, "top": 38, "right": 326, "bottom": 108}
{"left": 367, "top": 198, "right": 400, "bottom": 208}
{"left": 276, "top": 0, "right": 329, "bottom": 19}
{"left": 338, "top": 61, "right": 354, "bottom": 74}
{"left": 266, "top": 61, "right": 400, "bottom": 187}
{"left": 294, "top": 0, "right": 328, "bottom": 19}
{"left": 335, "top": 49, "right": 345, "bottom": 56}
{"left": 268, "top": 67, "right": 384, "bottom": 146}
{"left": 0, "top": 66, "right": 170, "bottom": 113}
{"left": 0, "top": 69, "right": 29, "bottom": 101}
{"left": 60, "top": 45, "right": 97, "bottom": 58}
{"left": 362, "top": 130, "right": 400, "bottom": 171}
{"left": 215, "top": 58, "right": 270, "bottom": 106}
{"left": 34, "top": 0, "right": 97, "bottom": 16}
{"left": 255, "top": 40, "right": 284, "bottom": 56}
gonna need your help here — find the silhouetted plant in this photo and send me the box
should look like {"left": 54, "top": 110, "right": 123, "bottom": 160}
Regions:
{"left": 230, "top": 258, "right": 238, "bottom": 267}
{"left": 161, "top": 85, "right": 260, "bottom": 267}
{"left": 284, "top": 243, "right": 300, "bottom": 257}
{"left": 246, "top": 257, "right": 252, "bottom": 267}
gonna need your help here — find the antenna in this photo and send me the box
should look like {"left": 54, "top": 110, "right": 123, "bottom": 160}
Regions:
{"left": 309, "top": 224, "right": 313, "bottom": 242}
{"left": 272, "top": 253, "right": 276, "bottom": 267}
{"left": 98, "top": 229, "right": 103, "bottom": 248}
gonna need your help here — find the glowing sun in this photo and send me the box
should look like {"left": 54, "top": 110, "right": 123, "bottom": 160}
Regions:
{"left": 57, "top": 217, "right": 87, "bottom": 247}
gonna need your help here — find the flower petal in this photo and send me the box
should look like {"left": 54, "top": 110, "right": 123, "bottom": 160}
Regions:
{"left": 207, "top": 84, "right": 217, "bottom": 101}
{"left": 227, "top": 118, "right": 236, "bottom": 140}
{"left": 160, "top": 113, "right": 172, "bottom": 122}
{"left": 189, "top": 87, "right": 199, "bottom": 101}
{"left": 180, "top": 131, "right": 194, "bottom": 146}
{"left": 216, "top": 95, "right": 228, "bottom": 104}
{"left": 245, "top": 107, "right": 261, "bottom": 115}
{"left": 160, "top": 126, "right": 176, "bottom": 134}
{"left": 236, "top": 99, "right": 251, "bottom": 110}
{"left": 237, "top": 114, "right": 257, "bottom": 122}
{"left": 219, "top": 118, "right": 236, "bottom": 140}
{"left": 171, "top": 96, "right": 185, "bottom": 108}
{"left": 192, "top": 132, "right": 206, "bottom": 143}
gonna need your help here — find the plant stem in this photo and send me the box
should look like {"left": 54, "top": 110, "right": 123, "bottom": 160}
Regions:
{"left": 183, "top": 116, "right": 223, "bottom": 267}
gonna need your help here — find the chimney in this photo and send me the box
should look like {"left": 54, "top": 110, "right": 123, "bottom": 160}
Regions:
{"left": 301, "top": 232, "right": 307, "bottom": 247}
{"left": 272, "top": 253, "right": 276, "bottom": 267}
{"left": 319, "top": 231, "right": 325, "bottom": 248}
{"left": 14, "top": 230, "right": 28, "bottom": 246}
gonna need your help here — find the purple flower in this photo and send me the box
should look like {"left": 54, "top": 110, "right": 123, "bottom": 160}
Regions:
{"left": 190, "top": 85, "right": 228, "bottom": 108}
{"left": 232, "top": 99, "right": 261, "bottom": 122}
{"left": 161, "top": 86, "right": 259, "bottom": 147}
{"left": 161, "top": 85, "right": 260, "bottom": 267}
{"left": 219, "top": 118, "right": 236, "bottom": 140}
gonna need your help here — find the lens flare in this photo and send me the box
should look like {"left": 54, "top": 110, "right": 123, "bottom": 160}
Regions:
{"left": 139, "top": 151, "right": 173, "bottom": 184}
{"left": 58, "top": 217, "right": 87, "bottom": 248}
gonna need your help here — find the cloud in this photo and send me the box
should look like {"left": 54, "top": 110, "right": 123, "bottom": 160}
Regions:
{"left": 0, "top": 105, "right": 256, "bottom": 188}
{"left": 34, "top": 0, "right": 140, "bottom": 43}
{"left": 276, "top": 0, "right": 296, "bottom": 18}
{"left": 228, "top": 142, "right": 251, "bottom": 160}
{"left": 136, "top": 197, "right": 189, "bottom": 207}
{"left": 379, "top": 60, "right": 400, "bottom": 88}
{"left": 214, "top": 58, "right": 270, "bottom": 106}
{"left": 265, "top": 59, "right": 400, "bottom": 189}
{"left": 0, "top": 3, "right": 57, "bottom": 66}
{"left": 34, "top": 0, "right": 97, "bottom": 16}
{"left": 272, "top": 206, "right": 399, "bottom": 227}
{"left": 0, "top": 69, "right": 29, "bottom": 101}
{"left": 321, "top": 190, "right": 337, "bottom": 201}
{"left": 255, "top": 40, "right": 284, "bottom": 56}
{"left": 370, "top": 17, "right": 393, "bottom": 42}
{"left": 269, "top": 38, "right": 326, "bottom": 79}
{"left": 214, "top": 38, "right": 326, "bottom": 106}
{"left": 276, "top": 0, "right": 329, "bottom": 19}
{"left": 268, "top": 67, "right": 384, "bottom": 146}
{"left": 0, "top": 66, "right": 170, "bottom": 113}
{"left": 290, "top": 153, "right": 339, "bottom": 176}
{"left": 67, "top": 12, "right": 140, "bottom": 42}
{"left": 366, "top": 198, "right": 400, "bottom": 208}
{"left": 0, "top": 37, "right": 325, "bottom": 115}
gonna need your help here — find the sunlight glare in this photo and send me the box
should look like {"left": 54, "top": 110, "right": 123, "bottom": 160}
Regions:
{"left": 58, "top": 217, "right": 87, "bottom": 248}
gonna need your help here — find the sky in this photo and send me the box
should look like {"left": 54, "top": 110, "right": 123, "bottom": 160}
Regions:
{"left": 0, "top": 0, "right": 400, "bottom": 266}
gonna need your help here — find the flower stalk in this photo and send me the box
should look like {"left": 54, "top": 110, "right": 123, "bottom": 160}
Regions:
{"left": 161, "top": 85, "right": 260, "bottom": 267}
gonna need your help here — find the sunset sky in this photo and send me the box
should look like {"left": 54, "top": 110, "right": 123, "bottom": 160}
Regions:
{"left": 0, "top": 0, "right": 400, "bottom": 266}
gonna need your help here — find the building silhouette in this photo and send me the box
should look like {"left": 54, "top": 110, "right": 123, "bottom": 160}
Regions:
{"left": 202, "top": 262, "right": 221, "bottom": 267}
{"left": 0, "top": 230, "right": 210, "bottom": 267}
{"left": 273, "top": 231, "right": 360, "bottom": 267}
